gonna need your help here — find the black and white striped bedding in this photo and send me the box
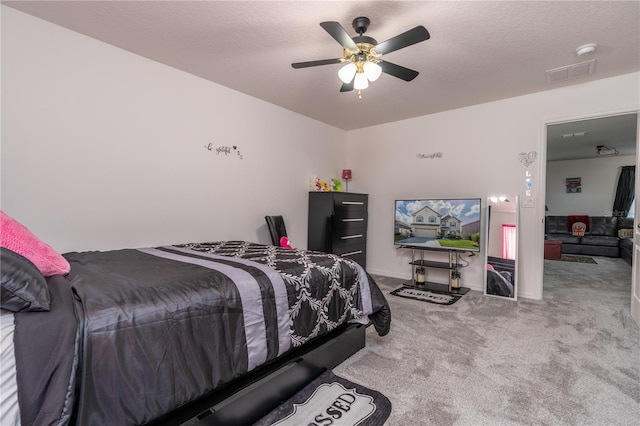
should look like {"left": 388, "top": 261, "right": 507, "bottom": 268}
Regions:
{"left": 3, "top": 241, "right": 390, "bottom": 425}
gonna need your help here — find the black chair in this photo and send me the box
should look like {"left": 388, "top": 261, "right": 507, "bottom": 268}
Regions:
{"left": 265, "top": 216, "right": 288, "bottom": 246}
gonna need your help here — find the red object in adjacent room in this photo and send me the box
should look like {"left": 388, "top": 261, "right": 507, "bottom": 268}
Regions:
{"left": 567, "top": 215, "right": 589, "bottom": 232}
{"left": 544, "top": 240, "right": 562, "bottom": 260}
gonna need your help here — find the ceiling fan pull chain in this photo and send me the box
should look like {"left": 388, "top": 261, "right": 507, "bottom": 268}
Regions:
{"left": 358, "top": 90, "right": 362, "bottom": 100}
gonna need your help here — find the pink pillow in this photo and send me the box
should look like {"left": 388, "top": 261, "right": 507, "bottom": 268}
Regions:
{"left": 0, "top": 211, "right": 70, "bottom": 277}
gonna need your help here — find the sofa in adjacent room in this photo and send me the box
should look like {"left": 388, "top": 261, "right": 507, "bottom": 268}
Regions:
{"left": 545, "top": 215, "right": 634, "bottom": 262}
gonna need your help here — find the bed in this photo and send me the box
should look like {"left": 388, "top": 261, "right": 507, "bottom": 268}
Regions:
{"left": 1, "top": 239, "right": 391, "bottom": 426}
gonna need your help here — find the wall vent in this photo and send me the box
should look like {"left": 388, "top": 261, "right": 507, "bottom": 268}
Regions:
{"left": 546, "top": 59, "right": 596, "bottom": 83}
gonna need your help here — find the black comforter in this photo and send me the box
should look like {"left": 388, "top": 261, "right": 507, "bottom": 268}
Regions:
{"left": 13, "top": 241, "right": 390, "bottom": 425}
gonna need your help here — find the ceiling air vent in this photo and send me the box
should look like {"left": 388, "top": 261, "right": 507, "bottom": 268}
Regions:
{"left": 546, "top": 59, "right": 596, "bottom": 83}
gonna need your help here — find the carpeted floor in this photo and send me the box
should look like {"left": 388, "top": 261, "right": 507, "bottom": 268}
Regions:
{"left": 333, "top": 256, "right": 640, "bottom": 425}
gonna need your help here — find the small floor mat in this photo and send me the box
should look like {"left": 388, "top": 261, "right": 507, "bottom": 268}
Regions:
{"left": 390, "top": 286, "right": 462, "bottom": 305}
{"left": 253, "top": 370, "right": 391, "bottom": 426}
{"left": 558, "top": 254, "right": 597, "bottom": 264}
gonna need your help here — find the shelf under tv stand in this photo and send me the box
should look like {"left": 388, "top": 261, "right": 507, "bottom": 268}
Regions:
{"left": 401, "top": 246, "right": 471, "bottom": 295}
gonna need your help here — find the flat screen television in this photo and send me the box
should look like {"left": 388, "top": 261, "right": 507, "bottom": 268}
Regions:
{"left": 394, "top": 198, "right": 482, "bottom": 252}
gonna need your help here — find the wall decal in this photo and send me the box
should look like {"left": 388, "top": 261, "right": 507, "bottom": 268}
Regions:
{"left": 522, "top": 169, "right": 536, "bottom": 207}
{"left": 416, "top": 152, "right": 443, "bottom": 159}
{"left": 205, "top": 143, "right": 243, "bottom": 159}
{"left": 518, "top": 151, "right": 537, "bottom": 167}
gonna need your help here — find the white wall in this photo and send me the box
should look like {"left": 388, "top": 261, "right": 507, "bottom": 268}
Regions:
{"left": 3, "top": 7, "right": 640, "bottom": 301}
{"left": 546, "top": 156, "right": 635, "bottom": 216}
{"left": 347, "top": 73, "right": 640, "bottom": 299}
{"left": 1, "top": 6, "right": 345, "bottom": 253}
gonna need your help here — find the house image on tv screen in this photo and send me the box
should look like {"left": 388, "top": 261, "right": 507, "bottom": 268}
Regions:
{"left": 411, "top": 205, "right": 462, "bottom": 238}
{"left": 394, "top": 198, "right": 481, "bottom": 251}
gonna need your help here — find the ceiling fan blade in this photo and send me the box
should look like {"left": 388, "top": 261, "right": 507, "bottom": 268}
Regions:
{"left": 320, "top": 21, "right": 359, "bottom": 51}
{"left": 379, "top": 60, "right": 419, "bottom": 81}
{"left": 340, "top": 79, "right": 354, "bottom": 92}
{"left": 374, "top": 26, "right": 430, "bottom": 55}
{"left": 291, "top": 58, "right": 342, "bottom": 69}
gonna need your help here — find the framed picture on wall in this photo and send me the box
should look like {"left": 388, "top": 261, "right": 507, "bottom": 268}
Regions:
{"left": 566, "top": 177, "right": 582, "bottom": 193}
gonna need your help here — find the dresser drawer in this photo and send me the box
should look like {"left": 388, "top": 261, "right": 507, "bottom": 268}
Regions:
{"left": 334, "top": 247, "right": 366, "bottom": 263}
{"left": 333, "top": 195, "right": 367, "bottom": 214}
{"left": 332, "top": 236, "right": 366, "bottom": 254}
{"left": 334, "top": 242, "right": 366, "bottom": 268}
{"left": 334, "top": 200, "right": 367, "bottom": 213}
{"left": 333, "top": 208, "right": 367, "bottom": 222}
{"left": 332, "top": 219, "right": 367, "bottom": 235}
{"left": 340, "top": 252, "right": 366, "bottom": 269}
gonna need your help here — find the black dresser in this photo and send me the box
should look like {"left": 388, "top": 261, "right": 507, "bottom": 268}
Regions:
{"left": 308, "top": 192, "right": 368, "bottom": 269}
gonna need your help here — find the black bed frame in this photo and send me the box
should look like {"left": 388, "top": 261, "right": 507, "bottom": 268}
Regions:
{"left": 147, "top": 322, "right": 367, "bottom": 426}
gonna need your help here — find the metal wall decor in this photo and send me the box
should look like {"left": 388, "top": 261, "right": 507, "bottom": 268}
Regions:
{"left": 518, "top": 151, "right": 537, "bottom": 167}
{"left": 416, "top": 152, "right": 443, "bottom": 159}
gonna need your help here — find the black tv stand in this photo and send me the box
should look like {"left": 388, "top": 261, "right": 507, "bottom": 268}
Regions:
{"left": 401, "top": 246, "right": 471, "bottom": 296}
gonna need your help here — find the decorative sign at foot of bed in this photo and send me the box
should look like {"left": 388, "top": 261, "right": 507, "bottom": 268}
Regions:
{"left": 253, "top": 370, "right": 391, "bottom": 426}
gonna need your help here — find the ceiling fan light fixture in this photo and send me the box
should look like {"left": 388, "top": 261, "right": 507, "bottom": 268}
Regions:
{"left": 363, "top": 61, "right": 382, "bottom": 82}
{"left": 354, "top": 72, "right": 369, "bottom": 90}
{"left": 338, "top": 62, "right": 357, "bottom": 84}
{"left": 292, "top": 17, "right": 430, "bottom": 94}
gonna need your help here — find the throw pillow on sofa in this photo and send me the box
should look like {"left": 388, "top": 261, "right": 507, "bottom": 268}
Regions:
{"left": 618, "top": 228, "right": 634, "bottom": 239}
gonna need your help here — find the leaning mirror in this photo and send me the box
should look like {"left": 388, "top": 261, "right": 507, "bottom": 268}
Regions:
{"left": 485, "top": 196, "right": 518, "bottom": 299}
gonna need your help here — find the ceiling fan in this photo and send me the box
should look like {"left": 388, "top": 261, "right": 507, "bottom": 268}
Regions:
{"left": 291, "top": 17, "right": 430, "bottom": 94}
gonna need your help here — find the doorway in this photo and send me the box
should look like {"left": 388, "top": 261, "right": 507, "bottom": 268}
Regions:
{"left": 543, "top": 112, "right": 638, "bottom": 300}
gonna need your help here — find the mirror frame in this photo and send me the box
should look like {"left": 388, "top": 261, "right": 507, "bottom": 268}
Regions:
{"left": 484, "top": 196, "right": 519, "bottom": 300}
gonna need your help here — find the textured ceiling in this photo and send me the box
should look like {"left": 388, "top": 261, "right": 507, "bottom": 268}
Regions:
{"left": 547, "top": 113, "right": 637, "bottom": 161}
{"left": 3, "top": 0, "right": 640, "bottom": 159}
